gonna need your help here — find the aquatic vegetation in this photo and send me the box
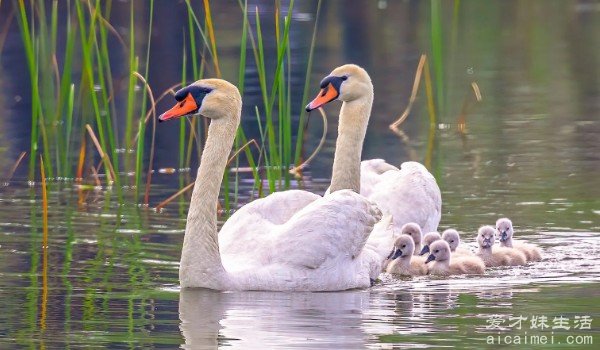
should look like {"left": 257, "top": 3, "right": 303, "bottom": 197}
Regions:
{"left": 11, "top": 0, "right": 323, "bottom": 208}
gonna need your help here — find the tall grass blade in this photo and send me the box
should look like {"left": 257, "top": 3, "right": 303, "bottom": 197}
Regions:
{"left": 202, "top": 0, "right": 221, "bottom": 77}
{"left": 431, "top": 0, "right": 444, "bottom": 113}
{"left": 294, "top": 0, "right": 322, "bottom": 168}
{"left": 39, "top": 157, "right": 49, "bottom": 332}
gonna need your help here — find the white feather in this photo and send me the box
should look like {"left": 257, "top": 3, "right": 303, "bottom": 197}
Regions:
{"left": 218, "top": 190, "right": 383, "bottom": 291}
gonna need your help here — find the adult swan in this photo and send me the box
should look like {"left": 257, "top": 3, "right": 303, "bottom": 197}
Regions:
{"left": 159, "top": 79, "right": 382, "bottom": 291}
{"left": 306, "top": 64, "right": 442, "bottom": 251}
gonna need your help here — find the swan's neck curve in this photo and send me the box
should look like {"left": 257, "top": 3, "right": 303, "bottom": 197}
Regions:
{"left": 329, "top": 94, "right": 373, "bottom": 193}
{"left": 179, "top": 117, "right": 238, "bottom": 289}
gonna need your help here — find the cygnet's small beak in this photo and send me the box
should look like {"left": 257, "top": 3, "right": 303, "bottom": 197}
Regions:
{"left": 391, "top": 249, "right": 403, "bottom": 260}
{"left": 370, "top": 278, "right": 377, "bottom": 287}
{"left": 386, "top": 248, "right": 396, "bottom": 260}
{"left": 425, "top": 254, "right": 436, "bottom": 264}
{"left": 499, "top": 231, "right": 508, "bottom": 242}
{"left": 419, "top": 245, "right": 430, "bottom": 256}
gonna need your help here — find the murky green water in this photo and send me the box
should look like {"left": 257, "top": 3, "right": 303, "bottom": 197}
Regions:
{"left": 1, "top": 0, "right": 599, "bottom": 349}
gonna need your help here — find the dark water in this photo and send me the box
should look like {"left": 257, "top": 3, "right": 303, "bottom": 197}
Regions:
{"left": 1, "top": 0, "right": 600, "bottom": 349}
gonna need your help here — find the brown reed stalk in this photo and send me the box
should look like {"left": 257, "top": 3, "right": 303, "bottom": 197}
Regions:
{"left": 389, "top": 54, "right": 427, "bottom": 130}
{"left": 85, "top": 124, "right": 117, "bottom": 183}
{"left": 4, "top": 151, "right": 27, "bottom": 183}
{"left": 289, "top": 107, "right": 328, "bottom": 177}
{"left": 155, "top": 139, "right": 262, "bottom": 211}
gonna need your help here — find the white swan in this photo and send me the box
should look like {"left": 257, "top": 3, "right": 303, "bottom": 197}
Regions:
{"left": 425, "top": 240, "right": 486, "bottom": 276}
{"left": 308, "top": 64, "right": 442, "bottom": 258}
{"left": 496, "top": 218, "right": 542, "bottom": 262}
{"left": 218, "top": 64, "right": 398, "bottom": 274}
{"left": 385, "top": 235, "right": 428, "bottom": 276}
{"left": 159, "top": 79, "right": 382, "bottom": 291}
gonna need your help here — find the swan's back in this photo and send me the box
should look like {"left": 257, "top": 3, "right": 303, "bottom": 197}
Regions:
{"left": 360, "top": 159, "right": 399, "bottom": 198}
{"left": 362, "top": 160, "right": 441, "bottom": 233}
{"left": 219, "top": 190, "right": 384, "bottom": 291}
{"left": 219, "top": 190, "right": 320, "bottom": 261}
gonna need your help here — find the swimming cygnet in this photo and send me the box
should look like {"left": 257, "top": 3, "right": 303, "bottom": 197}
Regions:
{"left": 476, "top": 226, "right": 527, "bottom": 267}
{"left": 400, "top": 222, "right": 423, "bottom": 255}
{"left": 385, "top": 235, "right": 428, "bottom": 276}
{"left": 496, "top": 218, "right": 542, "bottom": 262}
{"left": 425, "top": 240, "right": 485, "bottom": 276}
{"left": 419, "top": 231, "right": 442, "bottom": 255}
{"left": 442, "top": 229, "right": 475, "bottom": 256}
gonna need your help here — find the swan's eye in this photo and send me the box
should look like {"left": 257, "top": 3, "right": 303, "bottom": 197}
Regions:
{"left": 451, "top": 240, "right": 454, "bottom": 243}
{"left": 401, "top": 245, "right": 406, "bottom": 248}
{"left": 341, "top": 75, "right": 348, "bottom": 81}
{"left": 434, "top": 250, "right": 439, "bottom": 253}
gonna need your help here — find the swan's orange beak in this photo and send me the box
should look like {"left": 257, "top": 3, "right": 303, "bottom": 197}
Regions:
{"left": 159, "top": 93, "right": 199, "bottom": 122}
{"left": 305, "top": 83, "right": 339, "bottom": 111}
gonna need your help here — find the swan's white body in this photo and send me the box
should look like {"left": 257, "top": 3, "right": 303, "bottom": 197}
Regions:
{"left": 216, "top": 189, "right": 383, "bottom": 291}
{"left": 361, "top": 159, "right": 441, "bottom": 234}
{"left": 316, "top": 65, "right": 441, "bottom": 262}
{"left": 174, "top": 78, "right": 387, "bottom": 291}
{"left": 327, "top": 159, "right": 441, "bottom": 264}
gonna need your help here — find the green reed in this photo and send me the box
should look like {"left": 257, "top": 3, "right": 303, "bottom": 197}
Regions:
{"left": 14, "top": 0, "right": 322, "bottom": 207}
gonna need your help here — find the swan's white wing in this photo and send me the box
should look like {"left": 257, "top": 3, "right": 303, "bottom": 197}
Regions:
{"left": 365, "top": 214, "right": 400, "bottom": 261}
{"left": 271, "top": 189, "right": 382, "bottom": 270}
{"left": 360, "top": 159, "right": 400, "bottom": 198}
{"left": 364, "top": 160, "right": 441, "bottom": 233}
{"left": 219, "top": 190, "right": 320, "bottom": 263}
{"left": 219, "top": 189, "right": 383, "bottom": 290}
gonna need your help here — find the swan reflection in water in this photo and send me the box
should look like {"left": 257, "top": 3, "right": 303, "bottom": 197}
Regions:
{"left": 178, "top": 285, "right": 485, "bottom": 349}
{"left": 179, "top": 289, "right": 373, "bottom": 349}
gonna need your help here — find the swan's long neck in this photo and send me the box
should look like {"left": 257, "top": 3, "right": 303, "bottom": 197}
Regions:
{"left": 179, "top": 117, "right": 238, "bottom": 289}
{"left": 329, "top": 94, "right": 373, "bottom": 193}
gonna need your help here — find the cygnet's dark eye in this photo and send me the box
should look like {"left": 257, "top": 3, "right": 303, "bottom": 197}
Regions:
{"left": 401, "top": 245, "right": 406, "bottom": 248}
{"left": 434, "top": 250, "right": 439, "bottom": 253}
{"left": 451, "top": 240, "right": 455, "bottom": 243}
